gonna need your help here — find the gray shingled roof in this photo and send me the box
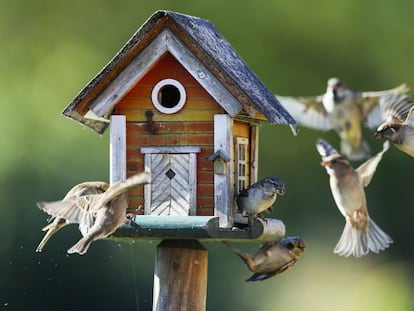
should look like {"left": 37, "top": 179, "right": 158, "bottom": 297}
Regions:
{"left": 62, "top": 10, "right": 297, "bottom": 134}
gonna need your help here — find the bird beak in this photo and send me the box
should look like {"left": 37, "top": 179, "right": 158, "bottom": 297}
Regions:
{"left": 320, "top": 161, "right": 331, "bottom": 167}
{"left": 298, "top": 240, "right": 306, "bottom": 251}
{"left": 373, "top": 130, "right": 383, "bottom": 139}
{"left": 277, "top": 185, "right": 285, "bottom": 196}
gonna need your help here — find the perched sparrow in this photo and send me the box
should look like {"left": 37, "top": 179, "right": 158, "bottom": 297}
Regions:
{"left": 224, "top": 236, "right": 305, "bottom": 282}
{"left": 36, "top": 181, "right": 109, "bottom": 252}
{"left": 278, "top": 78, "right": 408, "bottom": 160}
{"left": 37, "top": 172, "right": 150, "bottom": 255}
{"left": 237, "top": 176, "right": 285, "bottom": 225}
{"left": 316, "top": 139, "right": 392, "bottom": 257}
{"left": 374, "top": 93, "right": 414, "bottom": 157}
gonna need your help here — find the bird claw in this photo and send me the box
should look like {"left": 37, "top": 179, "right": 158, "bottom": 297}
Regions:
{"left": 125, "top": 206, "right": 143, "bottom": 224}
{"left": 258, "top": 213, "right": 268, "bottom": 224}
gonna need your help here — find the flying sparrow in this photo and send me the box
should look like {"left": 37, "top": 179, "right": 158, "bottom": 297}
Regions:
{"left": 374, "top": 93, "right": 414, "bottom": 157}
{"left": 316, "top": 138, "right": 392, "bottom": 257}
{"left": 36, "top": 181, "right": 109, "bottom": 252}
{"left": 237, "top": 176, "right": 285, "bottom": 226}
{"left": 224, "top": 236, "right": 305, "bottom": 281}
{"left": 37, "top": 172, "right": 150, "bottom": 255}
{"left": 278, "top": 77, "right": 408, "bottom": 160}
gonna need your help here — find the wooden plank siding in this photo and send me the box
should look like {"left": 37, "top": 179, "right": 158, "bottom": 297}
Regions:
{"left": 115, "top": 52, "right": 225, "bottom": 216}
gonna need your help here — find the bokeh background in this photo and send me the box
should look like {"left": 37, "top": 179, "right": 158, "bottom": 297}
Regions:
{"left": 2, "top": 1, "right": 414, "bottom": 310}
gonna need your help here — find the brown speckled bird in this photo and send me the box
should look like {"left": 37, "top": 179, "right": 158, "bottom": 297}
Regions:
{"left": 36, "top": 181, "right": 109, "bottom": 252}
{"left": 374, "top": 93, "right": 414, "bottom": 157}
{"left": 37, "top": 172, "right": 150, "bottom": 255}
{"left": 278, "top": 78, "right": 408, "bottom": 160}
{"left": 224, "top": 236, "right": 305, "bottom": 282}
{"left": 316, "top": 139, "right": 392, "bottom": 257}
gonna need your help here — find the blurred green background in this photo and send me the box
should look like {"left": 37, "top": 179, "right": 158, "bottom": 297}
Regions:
{"left": 2, "top": 0, "right": 414, "bottom": 310}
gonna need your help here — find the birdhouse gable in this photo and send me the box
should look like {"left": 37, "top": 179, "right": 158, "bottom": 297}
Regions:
{"left": 62, "top": 10, "right": 297, "bottom": 134}
{"left": 87, "top": 29, "right": 242, "bottom": 125}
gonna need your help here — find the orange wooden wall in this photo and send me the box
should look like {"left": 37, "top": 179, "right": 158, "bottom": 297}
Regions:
{"left": 114, "top": 52, "right": 225, "bottom": 216}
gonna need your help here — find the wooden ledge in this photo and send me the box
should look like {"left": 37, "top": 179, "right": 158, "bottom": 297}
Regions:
{"left": 110, "top": 216, "right": 285, "bottom": 242}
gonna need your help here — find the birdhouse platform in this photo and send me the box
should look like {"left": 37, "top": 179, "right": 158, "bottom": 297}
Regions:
{"left": 111, "top": 216, "right": 285, "bottom": 242}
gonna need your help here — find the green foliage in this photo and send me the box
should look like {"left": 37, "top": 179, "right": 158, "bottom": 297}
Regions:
{"left": 1, "top": 0, "right": 414, "bottom": 310}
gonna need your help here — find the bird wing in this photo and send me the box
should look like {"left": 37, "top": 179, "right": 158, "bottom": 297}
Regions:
{"left": 245, "top": 259, "right": 297, "bottom": 282}
{"left": 405, "top": 106, "right": 414, "bottom": 126}
{"left": 356, "top": 141, "right": 389, "bottom": 187}
{"left": 316, "top": 138, "right": 340, "bottom": 159}
{"left": 93, "top": 172, "right": 151, "bottom": 211}
{"left": 277, "top": 95, "right": 332, "bottom": 131}
{"left": 37, "top": 194, "right": 104, "bottom": 224}
{"left": 379, "top": 93, "right": 414, "bottom": 123}
{"left": 356, "top": 84, "right": 410, "bottom": 128}
{"left": 61, "top": 181, "right": 109, "bottom": 201}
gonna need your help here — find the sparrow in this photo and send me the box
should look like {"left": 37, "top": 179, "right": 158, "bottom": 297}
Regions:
{"left": 224, "top": 236, "right": 305, "bottom": 282}
{"left": 374, "top": 93, "right": 414, "bottom": 157}
{"left": 36, "top": 181, "right": 109, "bottom": 252}
{"left": 316, "top": 138, "right": 393, "bottom": 257}
{"left": 236, "top": 176, "right": 285, "bottom": 226}
{"left": 277, "top": 77, "right": 409, "bottom": 160}
{"left": 37, "top": 172, "right": 150, "bottom": 255}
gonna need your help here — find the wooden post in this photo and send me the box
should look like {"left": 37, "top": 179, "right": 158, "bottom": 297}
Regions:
{"left": 153, "top": 240, "right": 208, "bottom": 311}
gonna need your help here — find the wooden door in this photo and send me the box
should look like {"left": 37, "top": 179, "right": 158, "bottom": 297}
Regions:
{"left": 151, "top": 153, "right": 191, "bottom": 215}
{"left": 141, "top": 146, "right": 200, "bottom": 216}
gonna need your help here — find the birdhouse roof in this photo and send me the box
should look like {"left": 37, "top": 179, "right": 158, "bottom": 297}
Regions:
{"left": 62, "top": 10, "right": 297, "bottom": 134}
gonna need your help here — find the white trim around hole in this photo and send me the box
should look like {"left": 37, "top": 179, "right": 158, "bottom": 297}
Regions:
{"left": 151, "top": 78, "right": 187, "bottom": 114}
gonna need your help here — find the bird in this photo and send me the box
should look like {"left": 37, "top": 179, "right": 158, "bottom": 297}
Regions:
{"left": 316, "top": 138, "right": 393, "bottom": 257}
{"left": 36, "top": 181, "right": 109, "bottom": 252}
{"left": 37, "top": 172, "right": 150, "bottom": 255}
{"left": 374, "top": 93, "right": 414, "bottom": 157}
{"left": 224, "top": 236, "right": 305, "bottom": 282}
{"left": 277, "top": 77, "right": 409, "bottom": 160}
{"left": 236, "top": 176, "right": 285, "bottom": 226}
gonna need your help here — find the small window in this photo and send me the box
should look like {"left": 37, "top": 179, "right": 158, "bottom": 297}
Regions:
{"left": 151, "top": 79, "right": 186, "bottom": 114}
{"left": 235, "top": 137, "right": 249, "bottom": 194}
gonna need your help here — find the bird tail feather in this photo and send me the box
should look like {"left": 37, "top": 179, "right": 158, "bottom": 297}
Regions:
{"left": 222, "top": 241, "right": 255, "bottom": 269}
{"left": 340, "top": 139, "right": 370, "bottom": 161}
{"left": 367, "top": 219, "right": 393, "bottom": 253}
{"left": 334, "top": 219, "right": 392, "bottom": 257}
{"left": 334, "top": 221, "right": 368, "bottom": 257}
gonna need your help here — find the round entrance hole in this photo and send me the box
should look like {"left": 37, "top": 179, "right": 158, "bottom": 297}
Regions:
{"left": 151, "top": 79, "right": 187, "bottom": 114}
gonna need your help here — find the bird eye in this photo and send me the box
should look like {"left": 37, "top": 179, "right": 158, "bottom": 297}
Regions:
{"left": 286, "top": 242, "right": 295, "bottom": 250}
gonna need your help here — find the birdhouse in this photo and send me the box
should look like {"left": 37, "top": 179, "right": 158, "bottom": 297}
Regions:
{"left": 62, "top": 10, "right": 297, "bottom": 241}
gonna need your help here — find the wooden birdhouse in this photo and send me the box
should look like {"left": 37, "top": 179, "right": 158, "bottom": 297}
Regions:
{"left": 62, "top": 10, "right": 297, "bottom": 241}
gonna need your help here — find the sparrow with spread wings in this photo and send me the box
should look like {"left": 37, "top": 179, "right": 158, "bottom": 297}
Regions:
{"left": 37, "top": 172, "right": 150, "bottom": 255}
{"left": 277, "top": 78, "right": 408, "bottom": 160}
{"left": 36, "top": 181, "right": 110, "bottom": 252}
{"left": 374, "top": 93, "right": 414, "bottom": 157}
{"left": 316, "top": 139, "right": 392, "bottom": 257}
